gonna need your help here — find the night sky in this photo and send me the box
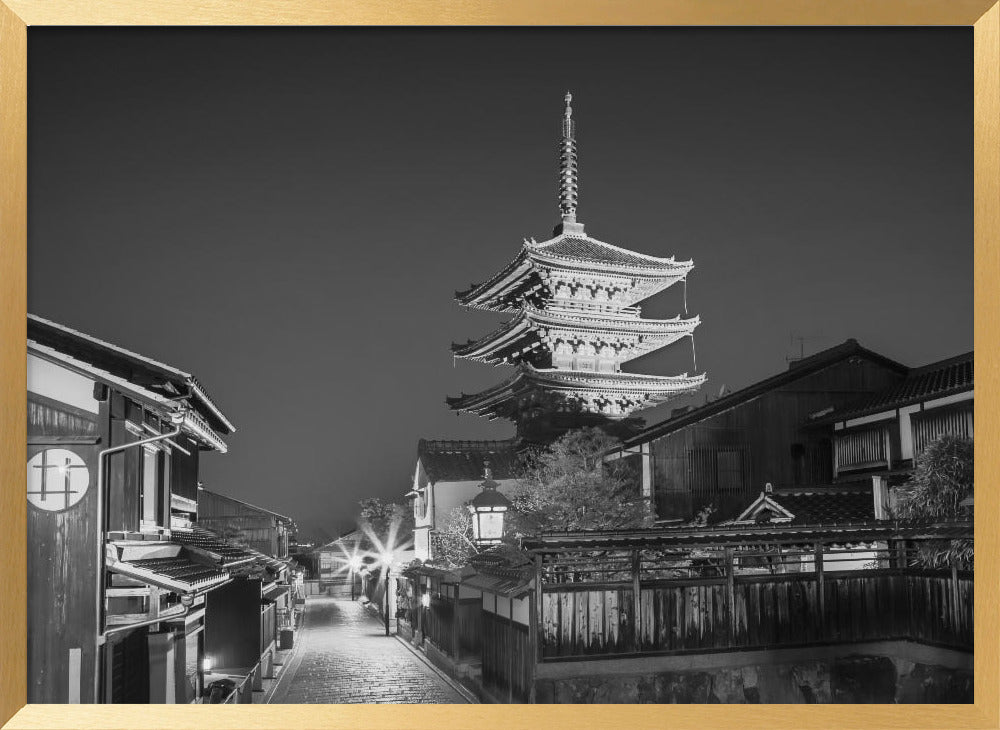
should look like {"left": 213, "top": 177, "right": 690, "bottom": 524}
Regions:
{"left": 28, "top": 28, "right": 972, "bottom": 543}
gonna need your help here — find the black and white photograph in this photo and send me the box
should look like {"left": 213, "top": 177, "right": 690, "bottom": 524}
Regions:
{"left": 23, "top": 27, "right": 973, "bottom": 706}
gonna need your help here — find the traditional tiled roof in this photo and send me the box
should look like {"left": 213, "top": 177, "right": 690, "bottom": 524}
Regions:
{"left": 28, "top": 337, "right": 229, "bottom": 453}
{"left": 819, "top": 352, "right": 973, "bottom": 423}
{"left": 173, "top": 525, "right": 291, "bottom": 577}
{"left": 463, "top": 544, "right": 534, "bottom": 597}
{"left": 620, "top": 339, "right": 908, "bottom": 449}
{"left": 452, "top": 305, "right": 699, "bottom": 366}
{"left": 128, "top": 557, "right": 229, "bottom": 588}
{"left": 107, "top": 548, "right": 231, "bottom": 594}
{"left": 455, "top": 233, "right": 693, "bottom": 313}
{"left": 769, "top": 488, "right": 875, "bottom": 525}
{"left": 522, "top": 520, "right": 972, "bottom": 551}
{"left": 529, "top": 233, "right": 689, "bottom": 271}
{"left": 418, "top": 439, "right": 520, "bottom": 483}
{"left": 28, "top": 314, "right": 235, "bottom": 435}
{"left": 171, "top": 526, "right": 259, "bottom": 568}
{"left": 447, "top": 364, "right": 705, "bottom": 421}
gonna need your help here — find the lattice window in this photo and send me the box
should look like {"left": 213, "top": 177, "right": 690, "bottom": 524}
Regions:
{"left": 912, "top": 406, "right": 973, "bottom": 457}
{"left": 688, "top": 445, "right": 751, "bottom": 495}
{"left": 835, "top": 425, "right": 887, "bottom": 471}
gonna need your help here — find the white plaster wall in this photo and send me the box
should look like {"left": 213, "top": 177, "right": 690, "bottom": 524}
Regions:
{"left": 898, "top": 405, "right": 921, "bottom": 461}
{"left": 512, "top": 595, "right": 530, "bottom": 626}
{"left": 414, "top": 528, "right": 430, "bottom": 562}
{"left": 28, "top": 353, "right": 98, "bottom": 414}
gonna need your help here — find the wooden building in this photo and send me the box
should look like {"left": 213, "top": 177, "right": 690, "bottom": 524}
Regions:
{"left": 808, "top": 352, "right": 973, "bottom": 485}
{"left": 196, "top": 489, "right": 296, "bottom": 559}
{"left": 407, "top": 439, "right": 519, "bottom": 563}
{"left": 312, "top": 529, "right": 363, "bottom": 593}
{"left": 171, "top": 526, "right": 294, "bottom": 702}
{"left": 609, "top": 339, "right": 908, "bottom": 522}
{"left": 26, "top": 314, "right": 237, "bottom": 704}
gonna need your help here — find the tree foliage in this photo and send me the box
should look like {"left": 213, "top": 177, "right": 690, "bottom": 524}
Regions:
{"left": 510, "top": 427, "right": 652, "bottom": 533}
{"left": 356, "top": 497, "right": 414, "bottom": 556}
{"left": 431, "top": 507, "right": 480, "bottom": 568}
{"left": 893, "top": 434, "right": 974, "bottom": 568}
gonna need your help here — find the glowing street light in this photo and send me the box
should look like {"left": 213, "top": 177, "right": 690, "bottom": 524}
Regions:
{"left": 356, "top": 516, "right": 412, "bottom": 638}
{"left": 347, "top": 555, "right": 363, "bottom": 601}
{"left": 468, "top": 460, "right": 511, "bottom": 546}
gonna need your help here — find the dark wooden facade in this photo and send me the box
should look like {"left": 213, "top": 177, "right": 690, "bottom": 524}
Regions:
{"left": 205, "top": 579, "right": 265, "bottom": 671}
{"left": 197, "top": 489, "right": 294, "bottom": 558}
{"left": 27, "top": 397, "right": 102, "bottom": 703}
{"left": 27, "top": 316, "right": 234, "bottom": 704}
{"left": 617, "top": 341, "right": 907, "bottom": 521}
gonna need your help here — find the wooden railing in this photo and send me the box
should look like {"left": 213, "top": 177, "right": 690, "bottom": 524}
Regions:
{"left": 218, "top": 660, "right": 260, "bottom": 704}
{"left": 540, "top": 566, "right": 973, "bottom": 659}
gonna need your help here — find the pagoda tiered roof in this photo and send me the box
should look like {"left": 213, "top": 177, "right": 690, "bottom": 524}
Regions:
{"left": 455, "top": 231, "right": 694, "bottom": 313}
{"left": 452, "top": 304, "right": 700, "bottom": 366}
{"left": 447, "top": 364, "right": 706, "bottom": 421}
{"left": 448, "top": 93, "right": 706, "bottom": 433}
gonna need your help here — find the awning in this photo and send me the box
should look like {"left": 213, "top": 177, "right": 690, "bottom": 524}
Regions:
{"left": 172, "top": 527, "right": 258, "bottom": 568}
{"left": 461, "top": 571, "right": 532, "bottom": 598}
{"left": 262, "top": 583, "right": 290, "bottom": 601}
{"left": 107, "top": 542, "right": 230, "bottom": 594}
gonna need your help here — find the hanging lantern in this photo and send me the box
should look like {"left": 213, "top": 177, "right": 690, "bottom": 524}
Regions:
{"left": 468, "top": 459, "right": 512, "bottom": 546}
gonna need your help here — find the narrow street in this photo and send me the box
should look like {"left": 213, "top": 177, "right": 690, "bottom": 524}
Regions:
{"left": 267, "top": 596, "right": 470, "bottom": 704}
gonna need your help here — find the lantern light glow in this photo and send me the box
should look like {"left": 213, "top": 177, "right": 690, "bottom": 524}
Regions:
{"left": 468, "top": 459, "right": 512, "bottom": 546}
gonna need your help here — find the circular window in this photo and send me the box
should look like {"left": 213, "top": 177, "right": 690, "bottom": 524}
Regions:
{"left": 27, "top": 448, "right": 90, "bottom": 511}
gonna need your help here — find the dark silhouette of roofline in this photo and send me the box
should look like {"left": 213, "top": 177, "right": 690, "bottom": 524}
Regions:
{"left": 808, "top": 350, "right": 973, "bottom": 425}
{"left": 619, "top": 339, "right": 907, "bottom": 448}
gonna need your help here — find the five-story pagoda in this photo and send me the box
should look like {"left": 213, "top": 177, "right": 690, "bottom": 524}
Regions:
{"left": 448, "top": 93, "right": 706, "bottom": 440}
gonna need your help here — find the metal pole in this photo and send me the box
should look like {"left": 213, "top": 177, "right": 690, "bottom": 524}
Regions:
{"left": 350, "top": 569, "right": 355, "bottom": 601}
{"left": 384, "top": 566, "right": 391, "bottom": 636}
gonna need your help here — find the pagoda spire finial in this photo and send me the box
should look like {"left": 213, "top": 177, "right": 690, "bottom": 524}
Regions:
{"left": 557, "top": 91, "right": 582, "bottom": 233}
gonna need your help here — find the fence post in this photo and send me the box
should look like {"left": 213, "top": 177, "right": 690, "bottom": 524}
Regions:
{"left": 451, "top": 587, "right": 459, "bottom": 659}
{"left": 950, "top": 561, "right": 961, "bottom": 638}
{"left": 724, "top": 547, "right": 735, "bottom": 645}
{"left": 534, "top": 555, "right": 543, "bottom": 664}
{"left": 815, "top": 542, "right": 825, "bottom": 639}
{"left": 507, "top": 605, "right": 515, "bottom": 704}
{"left": 631, "top": 550, "right": 642, "bottom": 650}
{"left": 530, "top": 554, "right": 543, "bottom": 703}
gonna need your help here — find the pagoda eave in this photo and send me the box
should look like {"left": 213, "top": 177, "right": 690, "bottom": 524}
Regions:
{"left": 447, "top": 366, "right": 706, "bottom": 420}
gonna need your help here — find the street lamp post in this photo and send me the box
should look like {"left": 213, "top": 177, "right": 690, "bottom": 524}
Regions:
{"left": 384, "top": 565, "right": 391, "bottom": 636}
{"left": 379, "top": 550, "right": 394, "bottom": 637}
{"left": 347, "top": 556, "right": 363, "bottom": 601}
{"left": 468, "top": 460, "right": 512, "bottom": 547}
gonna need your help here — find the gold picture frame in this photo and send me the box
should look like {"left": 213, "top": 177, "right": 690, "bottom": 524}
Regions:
{"left": 1, "top": 2, "right": 997, "bottom": 728}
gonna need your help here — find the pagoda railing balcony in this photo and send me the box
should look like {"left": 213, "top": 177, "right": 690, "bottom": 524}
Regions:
{"left": 546, "top": 301, "right": 642, "bottom": 318}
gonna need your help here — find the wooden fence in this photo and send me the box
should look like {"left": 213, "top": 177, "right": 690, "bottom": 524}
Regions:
{"left": 540, "top": 567, "right": 973, "bottom": 659}
{"left": 481, "top": 611, "right": 532, "bottom": 703}
{"left": 423, "top": 595, "right": 455, "bottom": 655}
{"left": 456, "top": 598, "right": 482, "bottom": 657}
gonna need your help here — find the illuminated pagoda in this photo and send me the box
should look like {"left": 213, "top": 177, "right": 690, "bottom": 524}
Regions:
{"left": 448, "top": 93, "right": 706, "bottom": 439}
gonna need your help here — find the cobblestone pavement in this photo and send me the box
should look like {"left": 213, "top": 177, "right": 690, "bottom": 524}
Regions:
{"left": 268, "top": 596, "right": 469, "bottom": 704}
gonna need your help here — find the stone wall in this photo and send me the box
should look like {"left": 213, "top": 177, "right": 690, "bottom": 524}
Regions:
{"left": 534, "top": 645, "right": 973, "bottom": 703}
